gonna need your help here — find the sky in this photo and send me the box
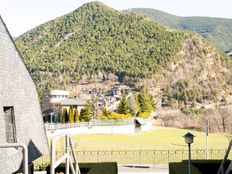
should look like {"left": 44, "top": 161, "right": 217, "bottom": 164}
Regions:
{"left": 0, "top": 0, "right": 232, "bottom": 37}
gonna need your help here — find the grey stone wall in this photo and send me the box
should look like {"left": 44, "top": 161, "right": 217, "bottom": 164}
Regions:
{"left": 0, "top": 16, "right": 48, "bottom": 173}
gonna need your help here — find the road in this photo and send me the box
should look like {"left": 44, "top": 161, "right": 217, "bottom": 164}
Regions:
{"left": 118, "top": 164, "right": 169, "bottom": 174}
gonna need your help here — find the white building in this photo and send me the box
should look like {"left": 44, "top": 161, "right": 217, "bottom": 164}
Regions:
{"left": 42, "top": 90, "right": 69, "bottom": 111}
{"left": 42, "top": 90, "right": 88, "bottom": 123}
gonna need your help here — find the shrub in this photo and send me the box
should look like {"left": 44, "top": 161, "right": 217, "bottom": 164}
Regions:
{"left": 181, "top": 104, "right": 206, "bottom": 116}
{"left": 138, "top": 112, "right": 150, "bottom": 119}
{"left": 101, "top": 112, "right": 132, "bottom": 120}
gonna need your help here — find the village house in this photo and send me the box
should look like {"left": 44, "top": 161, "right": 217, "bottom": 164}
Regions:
{"left": 42, "top": 89, "right": 88, "bottom": 123}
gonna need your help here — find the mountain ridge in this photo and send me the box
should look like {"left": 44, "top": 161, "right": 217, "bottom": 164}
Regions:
{"left": 15, "top": 2, "right": 232, "bottom": 104}
{"left": 124, "top": 8, "right": 232, "bottom": 51}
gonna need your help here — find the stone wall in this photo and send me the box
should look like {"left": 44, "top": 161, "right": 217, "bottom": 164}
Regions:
{"left": 0, "top": 16, "right": 48, "bottom": 173}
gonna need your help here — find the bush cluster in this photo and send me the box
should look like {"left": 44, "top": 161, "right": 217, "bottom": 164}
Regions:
{"left": 101, "top": 112, "right": 132, "bottom": 120}
{"left": 138, "top": 112, "right": 150, "bottom": 119}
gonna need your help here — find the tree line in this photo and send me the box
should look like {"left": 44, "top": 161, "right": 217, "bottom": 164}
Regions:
{"left": 62, "top": 88, "right": 155, "bottom": 123}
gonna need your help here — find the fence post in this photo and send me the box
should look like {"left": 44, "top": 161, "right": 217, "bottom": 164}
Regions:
{"left": 210, "top": 148, "right": 213, "bottom": 160}
{"left": 97, "top": 151, "right": 99, "bottom": 162}
{"left": 125, "top": 151, "right": 127, "bottom": 164}
{"left": 153, "top": 150, "right": 156, "bottom": 164}
{"left": 182, "top": 149, "right": 184, "bottom": 161}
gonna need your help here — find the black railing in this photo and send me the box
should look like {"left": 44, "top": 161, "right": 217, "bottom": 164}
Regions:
{"left": 35, "top": 149, "right": 229, "bottom": 168}
{"left": 74, "top": 149, "right": 228, "bottom": 164}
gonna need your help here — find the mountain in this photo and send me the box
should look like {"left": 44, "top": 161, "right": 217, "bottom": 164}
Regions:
{"left": 15, "top": 2, "right": 232, "bottom": 104}
{"left": 124, "top": 8, "right": 232, "bottom": 51}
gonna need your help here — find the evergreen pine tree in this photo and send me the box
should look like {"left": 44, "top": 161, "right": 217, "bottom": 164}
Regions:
{"left": 68, "top": 106, "right": 74, "bottom": 123}
{"left": 116, "top": 94, "right": 130, "bottom": 114}
{"left": 138, "top": 88, "right": 155, "bottom": 113}
{"left": 79, "top": 101, "right": 92, "bottom": 122}
{"left": 149, "top": 93, "right": 156, "bottom": 110}
{"left": 74, "top": 108, "right": 79, "bottom": 123}
{"left": 62, "top": 108, "right": 68, "bottom": 123}
{"left": 90, "top": 95, "right": 99, "bottom": 119}
{"left": 128, "top": 94, "right": 140, "bottom": 116}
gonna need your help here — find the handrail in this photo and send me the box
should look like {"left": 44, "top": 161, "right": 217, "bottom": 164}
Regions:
{"left": 225, "top": 162, "right": 232, "bottom": 174}
{"left": 0, "top": 143, "right": 28, "bottom": 174}
{"left": 217, "top": 140, "right": 232, "bottom": 174}
{"left": 50, "top": 133, "right": 80, "bottom": 174}
{"left": 69, "top": 137, "right": 81, "bottom": 174}
{"left": 69, "top": 137, "right": 78, "bottom": 163}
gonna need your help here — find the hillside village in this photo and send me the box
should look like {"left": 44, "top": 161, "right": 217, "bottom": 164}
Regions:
{"left": 41, "top": 84, "right": 131, "bottom": 123}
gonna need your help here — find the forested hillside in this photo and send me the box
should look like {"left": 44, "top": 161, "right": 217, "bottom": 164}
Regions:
{"left": 124, "top": 8, "right": 232, "bottom": 51}
{"left": 16, "top": 2, "right": 184, "bottom": 89}
{"left": 15, "top": 2, "right": 232, "bottom": 104}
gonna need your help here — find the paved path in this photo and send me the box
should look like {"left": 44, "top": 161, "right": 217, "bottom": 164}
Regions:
{"left": 118, "top": 164, "right": 169, "bottom": 174}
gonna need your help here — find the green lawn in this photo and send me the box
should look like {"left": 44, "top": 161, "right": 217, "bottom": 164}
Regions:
{"left": 36, "top": 127, "right": 231, "bottom": 166}
{"left": 68, "top": 127, "right": 231, "bottom": 151}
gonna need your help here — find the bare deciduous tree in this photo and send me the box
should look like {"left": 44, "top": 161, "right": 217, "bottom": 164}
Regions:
{"left": 208, "top": 106, "right": 232, "bottom": 133}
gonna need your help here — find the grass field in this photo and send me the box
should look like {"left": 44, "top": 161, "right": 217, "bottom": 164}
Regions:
{"left": 35, "top": 127, "right": 232, "bottom": 166}
{"left": 68, "top": 127, "right": 231, "bottom": 151}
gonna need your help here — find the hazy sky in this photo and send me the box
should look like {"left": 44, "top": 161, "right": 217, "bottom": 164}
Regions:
{"left": 0, "top": 0, "right": 232, "bottom": 37}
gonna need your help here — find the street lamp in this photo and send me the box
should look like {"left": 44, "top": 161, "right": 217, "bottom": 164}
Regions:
{"left": 183, "top": 132, "right": 195, "bottom": 174}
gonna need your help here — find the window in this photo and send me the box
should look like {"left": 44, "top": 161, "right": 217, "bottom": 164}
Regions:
{"left": 3, "top": 107, "right": 17, "bottom": 143}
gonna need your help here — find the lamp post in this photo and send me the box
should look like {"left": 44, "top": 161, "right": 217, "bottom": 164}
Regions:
{"left": 183, "top": 132, "right": 195, "bottom": 174}
{"left": 205, "top": 118, "right": 209, "bottom": 159}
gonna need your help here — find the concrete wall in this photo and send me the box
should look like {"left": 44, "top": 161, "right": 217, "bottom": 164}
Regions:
{"left": 0, "top": 17, "right": 48, "bottom": 173}
{"left": 47, "top": 125, "right": 135, "bottom": 136}
{"left": 46, "top": 123, "right": 152, "bottom": 137}
{"left": 141, "top": 122, "right": 153, "bottom": 132}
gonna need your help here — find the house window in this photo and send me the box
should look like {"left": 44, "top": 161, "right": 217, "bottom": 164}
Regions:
{"left": 3, "top": 107, "right": 17, "bottom": 143}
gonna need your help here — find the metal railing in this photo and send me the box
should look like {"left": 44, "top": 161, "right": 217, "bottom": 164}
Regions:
{"left": 37, "top": 148, "right": 230, "bottom": 166}
{"left": 45, "top": 119, "right": 136, "bottom": 131}
{"left": 0, "top": 143, "right": 28, "bottom": 174}
{"left": 50, "top": 134, "right": 81, "bottom": 174}
{"left": 73, "top": 149, "right": 229, "bottom": 164}
{"left": 218, "top": 140, "right": 232, "bottom": 174}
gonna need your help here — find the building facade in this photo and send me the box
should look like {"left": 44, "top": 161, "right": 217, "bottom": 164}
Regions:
{"left": 42, "top": 90, "right": 69, "bottom": 111}
{"left": 42, "top": 90, "right": 88, "bottom": 123}
{"left": 0, "top": 16, "right": 48, "bottom": 173}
